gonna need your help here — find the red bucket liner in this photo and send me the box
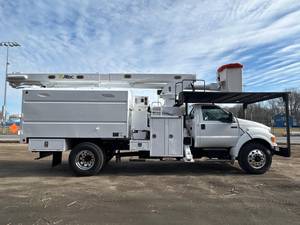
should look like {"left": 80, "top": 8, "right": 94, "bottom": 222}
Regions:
{"left": 217, "top": 63, "right": 243, "bottom": 73}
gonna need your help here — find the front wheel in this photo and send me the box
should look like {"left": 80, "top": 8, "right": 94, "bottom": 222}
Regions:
{"left": 69, "top": 142, "right": 105, "bottom": 176}
{"left": 238, "top": 142, "right": 272, "bottom": 174}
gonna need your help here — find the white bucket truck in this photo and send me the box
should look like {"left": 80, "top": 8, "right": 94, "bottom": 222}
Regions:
{"left": 7, "top": 63, "right": 290, "bottom": 176}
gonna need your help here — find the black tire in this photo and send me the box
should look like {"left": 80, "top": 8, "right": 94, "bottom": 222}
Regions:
{"left": 69, "top": 142, "right": 105, "bottom": 176}
{"left": 238, "top": 142, "right": 272, "bottom": 174}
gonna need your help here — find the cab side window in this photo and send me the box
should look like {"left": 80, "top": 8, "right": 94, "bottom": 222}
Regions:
{"left": 202, "top": 105, "right": 229, "bottom": 121}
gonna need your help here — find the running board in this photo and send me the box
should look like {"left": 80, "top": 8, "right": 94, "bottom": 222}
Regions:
{"left": 204, "top": 159, "right": 234, "bottom": 164}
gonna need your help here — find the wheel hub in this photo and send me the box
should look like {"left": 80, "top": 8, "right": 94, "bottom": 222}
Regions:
{"left": 247, "top": 149, "right": 266, "bottom": 169}
{"left": 75, "top": 150, "right": 96, "bottom": 170}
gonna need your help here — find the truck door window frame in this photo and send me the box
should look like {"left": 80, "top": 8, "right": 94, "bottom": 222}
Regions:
{"left": 188, "top": 106, "right": 195, "bottom": 119}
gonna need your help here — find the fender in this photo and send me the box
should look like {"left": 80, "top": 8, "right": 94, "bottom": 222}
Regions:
{"left": 230, "top": 128, "right": 275, "bottom": 158}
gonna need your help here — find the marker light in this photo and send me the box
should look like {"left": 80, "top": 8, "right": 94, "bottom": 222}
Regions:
{"left": 271, "top": 136, "right": 276, "bottom": 143}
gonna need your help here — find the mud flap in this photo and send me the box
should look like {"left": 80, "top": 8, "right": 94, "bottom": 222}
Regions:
{"left": 52, "top": 152, "right": 62, "bottom": 167}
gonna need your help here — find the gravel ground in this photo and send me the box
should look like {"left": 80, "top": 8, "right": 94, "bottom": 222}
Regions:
{"left": 0, "top": 143, "right": 299, "bottom": 225}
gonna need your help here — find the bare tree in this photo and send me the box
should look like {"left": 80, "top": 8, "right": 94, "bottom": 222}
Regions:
{"left": 286, "top": 88, "right": 300, "bottom": 121}
{"left": 225, "top": 88, "right": 300, "bottom": 126}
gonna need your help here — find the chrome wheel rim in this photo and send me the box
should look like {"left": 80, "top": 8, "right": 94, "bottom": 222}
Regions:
{"left": 75, "top": 150, "right": 95, "bottom": 170}
{"left": 247, "top": 149, "right": 266, "bottom": 169}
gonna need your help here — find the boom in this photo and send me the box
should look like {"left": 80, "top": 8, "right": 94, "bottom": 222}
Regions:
{"left": 7, "top": 72, "right": 196, "bottom": 89}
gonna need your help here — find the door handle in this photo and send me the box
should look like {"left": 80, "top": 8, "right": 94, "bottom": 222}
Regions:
{"left": 231, "top": 125, "right": 238, "bottom": 128}
{"left": 201, "top": 124, "right": 205, "bottom": 130}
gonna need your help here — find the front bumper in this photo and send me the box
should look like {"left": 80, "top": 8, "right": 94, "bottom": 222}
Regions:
{"left": 272, "top": 146, "right": 291, "bottom": 157}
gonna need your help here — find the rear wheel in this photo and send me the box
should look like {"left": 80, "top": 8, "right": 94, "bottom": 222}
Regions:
{"left": 69, "top": 142, "right": 105, "bottom": 176}
{"left": 238, "top": 142, "right": 272, "bottom": 174}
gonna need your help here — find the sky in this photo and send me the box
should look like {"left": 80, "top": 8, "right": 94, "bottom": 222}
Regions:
{"left": 0, "top": 0, "right": 300, "bottom": 114}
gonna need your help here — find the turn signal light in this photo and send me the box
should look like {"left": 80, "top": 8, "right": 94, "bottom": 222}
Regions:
{"left": 271, "top": 136, "right": 276, "bottom": 143}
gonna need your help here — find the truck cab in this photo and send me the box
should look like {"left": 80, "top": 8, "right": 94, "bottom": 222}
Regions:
{"left": 186, "top": 104, "right": 239, "bottom": 148}
{"left": 186, "top": 104, "right": 277, "bottom": 174}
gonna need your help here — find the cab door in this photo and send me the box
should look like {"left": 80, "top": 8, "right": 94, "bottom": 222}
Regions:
{"left": 185, "top": 106, "right": 196, "bottom": 138}
{"left": 196, "top": 105, "right": 239, "bottom": 148}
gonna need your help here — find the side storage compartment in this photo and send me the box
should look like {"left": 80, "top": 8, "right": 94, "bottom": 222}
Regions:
{"left": 150, "top": 116, "right": 183, "bottom": 157}
{"left": 130, "top": 140, "right": 150, "bottom": 151}
{"left": 29, "top": 139, "right": 68, "bottom": 152}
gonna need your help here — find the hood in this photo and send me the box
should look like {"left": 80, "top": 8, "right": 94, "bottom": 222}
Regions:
{"left": 236, "top": 118, "right": 271, "bottom": 132}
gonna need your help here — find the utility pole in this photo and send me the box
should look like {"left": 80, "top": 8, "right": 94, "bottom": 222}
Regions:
{"left": 0, "top": 42, "right": 21, "bottom": 134}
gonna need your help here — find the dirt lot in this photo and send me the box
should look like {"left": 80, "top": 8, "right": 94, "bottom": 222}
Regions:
{"left": 0, "top": 143, "right": 299, "bottom": 225}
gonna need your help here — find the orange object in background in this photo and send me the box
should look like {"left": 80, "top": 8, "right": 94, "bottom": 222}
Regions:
{"left": 9, "top": 123, "right": 20, "bottom": 134}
